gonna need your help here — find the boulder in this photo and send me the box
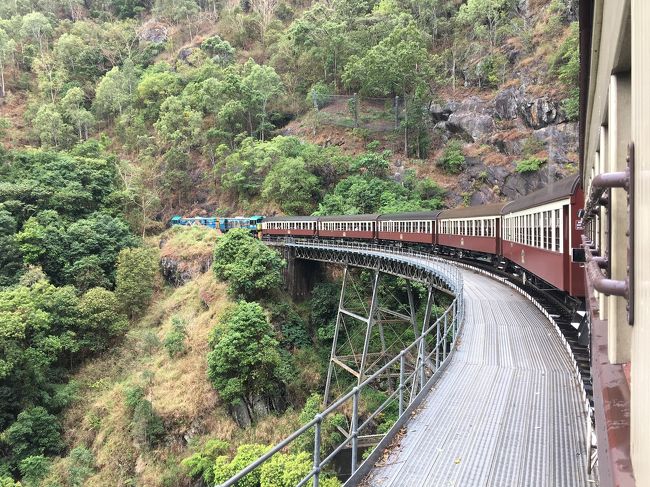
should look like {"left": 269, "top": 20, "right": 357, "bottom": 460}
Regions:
{"left": 521, "top": 97, "right": 566, "bottom": 129}
{"left": 447, "top": 112, "right": 495, "bottom": 142}
{"left": 494, "top": 88, "right": 521, "bottom": 120}
{"left": 138, "top": 20, "right": 168, "bottom": 43}
{"left": 429, "top": 103, "right": 453, "bottom": 123}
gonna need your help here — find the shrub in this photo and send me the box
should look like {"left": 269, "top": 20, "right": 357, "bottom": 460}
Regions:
{"left": 307, "top": 82, "right": 334, "bottom": 109}
{"left": 437, "top": 140, "right": 466, "bottom": 174}
{"left": 19, "top": 455, "right": 51, "bottom": 487}
{"left": 182, "top": 439, "right": 229, "bottom": 484}
{"left": 130, "top": 398, "right": 165, "bottom": 449}
{"left": 163, "top": 316, "right": 188, "bottom": 358}
{"left": 515, "top": 157, "right": 545, "bottom": 173}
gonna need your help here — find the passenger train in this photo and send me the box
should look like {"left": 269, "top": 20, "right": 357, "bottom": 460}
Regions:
{"left": 261, "top": 174, "right": 585, "bottom": 299}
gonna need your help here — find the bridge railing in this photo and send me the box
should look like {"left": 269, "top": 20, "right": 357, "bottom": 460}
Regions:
{"left": 267, "top": 237, "right": 463, "bottom": 296}
{"left": 219, "top": 240, "right": 464, "bottom": 487}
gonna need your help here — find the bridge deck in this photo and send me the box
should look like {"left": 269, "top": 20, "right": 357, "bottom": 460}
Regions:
{"left": 362, "top": 268, "right": 590, "bottom": 487}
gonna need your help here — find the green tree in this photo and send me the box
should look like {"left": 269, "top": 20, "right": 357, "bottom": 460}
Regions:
{"left": 207, "top": 301, "right": 282, "bottom": 411}
{"left": 343, "top": 20, "right": 430, "bottom": 98}
{"left": 457, "top": 0, "right": 516, "bottom": 48}
{"left": 136, "top": 67, "right": 181, "bottom": 122}
{"left": 212, "top": 229, "right": 284, "bottom": 299}
{"left": 19, "top": 12, "right": 52, "bottom": 55}
{"left": 242, "top": 61, "right": 284, "bottom": 140}
{"left": 60, "top": 87, "right": 95, "bottom": 141}
{"left": 212, "top": 444, "right": 268, "bottom": 487}
{"left": 154, "top": 96, "right": 203, "bottom": 149}
{"left": 19, "top": 455, "right": 51, "bottom": 487}
{"left": 32, "top": 104, "right": 70, "bottom": 147}
{"left": 1, "top": 407, "right": 63, "bottom": 467}
{"left": 261, "top": 157, "right": 319, "bottom": 214}
{"left": 93, "top": 62, "right": 139, "bottom": 120}
{"left": 181, "top": 438, "right": 229, "bottom": 485}
{"left": 115, "top": 247, "right": 158, "bottom": 319}
{"left": 200, "top": 35, "right": 235, "bottom": 65}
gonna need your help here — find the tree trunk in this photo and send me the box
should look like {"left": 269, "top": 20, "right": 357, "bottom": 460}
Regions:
{"left": 404, "top": 93, "right": 409, "bottom": 157}
{"left": 0, "top": 65, "right": 5, "bottom": 97}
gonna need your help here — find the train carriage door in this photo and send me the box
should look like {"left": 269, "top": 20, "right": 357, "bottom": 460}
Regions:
{"left": 496, "top": 217, "right": 501, "bottom": 256}
{"left": 563, "top": 204, "right": 570, "bottom": 292}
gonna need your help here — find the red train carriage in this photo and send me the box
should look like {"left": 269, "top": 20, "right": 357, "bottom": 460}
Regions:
{"left": 377, "top": 211, "right": 441, "bottom": 245}
{"left": 318, "top": 214, "right": 379, "bottom": 240}
{"left": 438, "top": 203, "right": 506, "bottom": 256}
{"left": 501, "top": 175, "right": 585, "bottom": 296}
{"left": 262, "top": 216, "right": 318, "bottom": 237}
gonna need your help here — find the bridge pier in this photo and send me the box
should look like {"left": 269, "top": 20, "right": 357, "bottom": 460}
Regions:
{"left": 282, "top": 246, "right": 321, "bottom": 300}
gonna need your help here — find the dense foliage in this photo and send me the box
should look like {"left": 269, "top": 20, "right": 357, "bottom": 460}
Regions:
{"left": 213, "top": 228, "right": 284, "bottom": 299}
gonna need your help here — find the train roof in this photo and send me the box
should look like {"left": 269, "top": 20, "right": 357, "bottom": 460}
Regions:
{"left": 501, "top": 175, "right": 580, "bottom": 214}
{"left": 439, "top": 202, "right": 507, "bottom": 219}
{"left": 318, "top": 213, "right": 380, "bottom": 221}
{"left": 378, "top": 210, "right": 443, "bottom": 221}
{"left": 264, "top": 215, "right": 319, "bottom": 222}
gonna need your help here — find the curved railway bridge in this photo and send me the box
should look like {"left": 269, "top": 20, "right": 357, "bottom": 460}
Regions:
{"left": 221, "top": 240, "right": 592, "bottom": 487}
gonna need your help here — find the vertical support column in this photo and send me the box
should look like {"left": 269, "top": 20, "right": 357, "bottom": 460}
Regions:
{"left": 418, "top": 287, "right": 434, "bottom": 393}
{"left": 607, "top": 74, "right": 632, "bottom": 363}
{"left": 435, "top": 307, "right": 441, "bottom": 368}
{"left": 323, "top": 266, "right": 348, "bottom": 406}
{"left": 632, "top": 2, "right": 650, "bottom": 481}
{"left": 358, "top": 269, "right": 381, "bottom": 384}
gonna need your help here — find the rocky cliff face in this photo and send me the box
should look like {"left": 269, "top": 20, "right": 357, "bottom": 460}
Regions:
{"left": 430, "top": 86, "right": 577, "bottom": 206}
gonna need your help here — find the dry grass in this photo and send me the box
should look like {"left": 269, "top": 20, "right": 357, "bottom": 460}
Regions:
{"left": 52, "top": 265, "right": 235, "bottom": 485}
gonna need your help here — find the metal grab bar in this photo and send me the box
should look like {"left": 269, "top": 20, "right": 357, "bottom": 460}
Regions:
{"left": 582, "top": 235, "right": 628, "bottom": 297}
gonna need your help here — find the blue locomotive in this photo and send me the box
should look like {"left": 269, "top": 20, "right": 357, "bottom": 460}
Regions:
{"left": 169, "top": 216, "right": 219, "bottom": 229}
{"left": 170, "top": 215, "right": 264, "bottom": 235}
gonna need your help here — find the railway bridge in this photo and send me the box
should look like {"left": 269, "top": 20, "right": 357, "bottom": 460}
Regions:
{"left": 220, "top": 239, "right": 592, "bottom": 487}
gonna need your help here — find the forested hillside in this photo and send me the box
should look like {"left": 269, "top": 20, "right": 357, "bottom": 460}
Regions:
{"left": 0, "top": 0, "right": 579, "bottom": 485}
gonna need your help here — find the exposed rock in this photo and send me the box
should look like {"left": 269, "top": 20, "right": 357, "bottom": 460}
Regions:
{"left": 447, "top": 112, "right": 495, "bottom": 142}
{"left": 533, "top": 123, "right": 578, "bottom": 164}
{"left": 229, "top": 402, "right": 252, "bottom": 429}
{"left": 160, "top": 255, "right": 212, "bottom": 286}
{"left": 429, "top": 103, "right": 453, "bottom": 123}
{"left": 177, "top": 47, "right": 195, "bottom": 64}
{"left": 138, "top": 20, "right": 168, "bottom": 43}
{"left": 494, "top": 88, "right": 521, "bottom": 120}
{"left": 521, "top": 97, "right": 566, "bottom": 129}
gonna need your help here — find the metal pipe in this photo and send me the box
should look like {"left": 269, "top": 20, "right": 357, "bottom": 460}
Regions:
{"left": 313, "top": 417, "right": 321, "bottom": 487}
{"left": 351, "top": 390, "right": 359, "bottom": 474}
{"left": 399, "top": 353, "right": 405, "bottom": 417}
{"left": 592, "top": 170, "right": 629, "bottom": 190}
